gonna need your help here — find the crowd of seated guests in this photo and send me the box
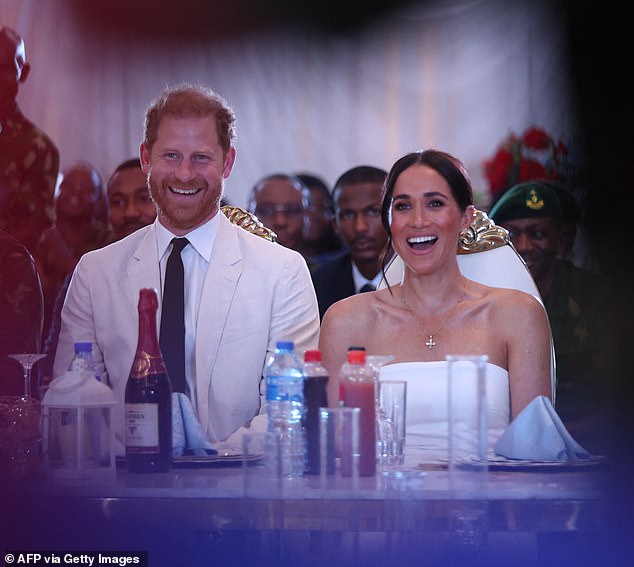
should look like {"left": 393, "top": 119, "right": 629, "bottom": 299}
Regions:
{"left": 3, "top": 153, "right": 608, "bottom": 451}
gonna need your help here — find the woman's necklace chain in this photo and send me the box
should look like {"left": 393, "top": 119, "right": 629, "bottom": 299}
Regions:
{"left": 401, "top": 282, "right": 467, "bottom": 350}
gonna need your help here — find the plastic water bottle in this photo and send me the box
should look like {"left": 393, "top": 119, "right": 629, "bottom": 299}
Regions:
{"left": 265, "top": 340, "right": 305, "bottom": 477}
{"left": 67, "top": 341, "right": 99, "bottom": 376}
{"left": 68, "top": 341, "right": 108, "bottom": 465}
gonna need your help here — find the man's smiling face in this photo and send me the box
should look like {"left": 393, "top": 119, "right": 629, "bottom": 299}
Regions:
{"left": 141, "top": 114, "right": 235, "bottom": 235}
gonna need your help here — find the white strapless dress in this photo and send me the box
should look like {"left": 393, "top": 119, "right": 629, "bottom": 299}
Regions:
{"left": 379, "top": 361, "right": 510, "bottom": 464}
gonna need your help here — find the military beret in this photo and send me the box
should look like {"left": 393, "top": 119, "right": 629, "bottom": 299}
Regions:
{"left": 489, "top": 181, "right": 562, "bottom": 224}
{"left": 539, "top": 180, "right": 581, "bottom": 224}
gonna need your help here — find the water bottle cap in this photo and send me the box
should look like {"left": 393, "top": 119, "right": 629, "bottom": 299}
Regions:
{"left": 276, "top": 340, "right": 294, "bottom": 351}
{"left": 347, "top": 345, "right": 366, "bottom": 352}
{"left": 347, "top": 349, "right": 366, "bottom": 364}
{"left": 74, "top": 342, "right": 93, "bottom": 353}
{"left": 304, "top": 349, "right": 322, "bottom": 362}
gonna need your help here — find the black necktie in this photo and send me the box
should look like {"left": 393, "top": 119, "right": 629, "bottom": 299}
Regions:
{"left": 160, "top": 237, "right": 189, "bottom": 393}
{"left": 359, "top": 283, "right": 375, "bottom": 293}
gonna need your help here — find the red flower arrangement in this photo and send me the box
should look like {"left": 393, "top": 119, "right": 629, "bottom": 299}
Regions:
{"left": 483, "top": 126, "right": 570, "bottom": 197}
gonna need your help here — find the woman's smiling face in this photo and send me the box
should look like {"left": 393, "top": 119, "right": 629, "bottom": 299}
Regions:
{"left": 389, "top": 164, "right": 472, "bottom": 274}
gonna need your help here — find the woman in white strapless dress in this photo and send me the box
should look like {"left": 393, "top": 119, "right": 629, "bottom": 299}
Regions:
{"left": 319, "top": 150, "right": 552, "bottom": 464}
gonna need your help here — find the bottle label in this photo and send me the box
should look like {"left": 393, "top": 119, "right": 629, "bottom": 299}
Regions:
{"left": 266, "top": 376, "right": 279, "bottom": 401}
{"left": 125, "top": 403, "right": 159, "bottom": 452}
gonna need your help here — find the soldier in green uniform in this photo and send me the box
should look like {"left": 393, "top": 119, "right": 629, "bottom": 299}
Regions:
{"left": 0, "top": 26, "right": 59, "bottom": 256}
{"left": 489, "top": 181, "right": 608, "bottom": 450}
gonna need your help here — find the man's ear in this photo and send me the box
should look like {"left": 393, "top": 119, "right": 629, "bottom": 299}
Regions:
{"left": 19, "top": 62, "right": 30, "bottom": 83}
{"left": 140, "top": 143, "right": 151, "bottom": 174}
{"left": 222, "top": 147, "right": 237, "bottom": 179}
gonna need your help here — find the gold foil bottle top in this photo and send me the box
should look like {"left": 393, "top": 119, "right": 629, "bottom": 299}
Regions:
{"left": 138, "top": 288, "right": 159, "bottom": 311}
{"left": 130, "top": 351, "right": 165, "bottom": 378}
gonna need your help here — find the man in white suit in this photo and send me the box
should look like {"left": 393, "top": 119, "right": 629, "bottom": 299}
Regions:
{"left": 53, "top": 85, "right": 320, "bottom": 452}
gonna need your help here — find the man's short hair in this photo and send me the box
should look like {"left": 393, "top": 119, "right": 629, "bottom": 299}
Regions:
{"left": 107, "top": 158, "right": 143, "bottom": 192}
{"left": 332, "top": 165, "right": 387, "bottom": 205}
{"left": 143, "top": 84, "right": 236, "bottom": 154}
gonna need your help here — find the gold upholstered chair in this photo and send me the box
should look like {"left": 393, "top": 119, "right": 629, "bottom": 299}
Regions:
{"left": 221, "top": 205, "right": 277, "bottom": 242}
{"left": 378, "top": 208, "right": 557, "bottom": 402}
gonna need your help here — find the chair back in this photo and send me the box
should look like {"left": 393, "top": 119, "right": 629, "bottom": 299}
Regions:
{"left": 378, "top": 209, "right": 556, "bottom": 402}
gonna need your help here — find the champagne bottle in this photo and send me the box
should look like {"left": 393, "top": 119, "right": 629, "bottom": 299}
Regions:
{"left": 125, "top": 288, "right": 172, "bottom": 472}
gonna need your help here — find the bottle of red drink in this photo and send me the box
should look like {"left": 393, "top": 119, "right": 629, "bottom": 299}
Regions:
{"left": 124, "top": 288, "right": 172, "bottom": 472}
{"left": 341, "top": 348, "right": 375, "bottom": 476}
{"left": 302, "top": 349, "right": 329, "bottom": 475}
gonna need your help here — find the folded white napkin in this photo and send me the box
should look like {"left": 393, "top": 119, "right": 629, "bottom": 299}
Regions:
{"left": 172, "top": 392, "right": 217, "bottom": 457}
{"left": 494, "top": 395, "right": 590, "bottom": 461}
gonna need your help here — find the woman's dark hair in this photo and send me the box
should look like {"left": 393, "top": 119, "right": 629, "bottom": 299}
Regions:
{"left": 379, "top": 149, "right": 474, "bottom": 283}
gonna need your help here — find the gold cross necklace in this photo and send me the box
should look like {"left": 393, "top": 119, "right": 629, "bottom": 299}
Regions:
{"left": 400, "top": 281, "right": 467, "bottom": 350}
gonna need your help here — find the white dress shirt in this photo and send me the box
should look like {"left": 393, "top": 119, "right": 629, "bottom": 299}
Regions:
{"left": 351, "top": 261, "right": 382, "bottom": 294}
{"left": 155, "top": 216, "right": 219, "bottom": 405}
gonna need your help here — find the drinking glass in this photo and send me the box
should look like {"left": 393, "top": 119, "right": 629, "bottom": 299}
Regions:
{"left": 377, "top": 379, "right": 407, "bottom": 467}
{"left": 446, "top": 355, "right": 488, "bottom": 489}
{"left": 446, "top": 355, "right": 489, "bottom": 550}
{"left": 319, "top": 407, "right": 360, "bottom": 491}
{"left": 8, "top": 353, "right": 46, "bottom": 399}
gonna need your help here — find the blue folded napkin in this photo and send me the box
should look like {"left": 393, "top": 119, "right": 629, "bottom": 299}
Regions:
{"left": 494, "top": 395, "right": 590, "bottom": 461}
{"left": 172, "top": 392, "right": 218, "bottom": 457}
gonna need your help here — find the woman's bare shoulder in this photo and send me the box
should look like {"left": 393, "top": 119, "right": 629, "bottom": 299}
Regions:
{"left": 323, "top": 291, "right": 380, "bottom": 327}
{"left": 477, "top": 285, "right": 547, "bottom": 329}
{"left": 324, "top": 289, "right": 401, "bottom": 335}
{"left": 474, "top": 283, "right": 542, "bottom": 309}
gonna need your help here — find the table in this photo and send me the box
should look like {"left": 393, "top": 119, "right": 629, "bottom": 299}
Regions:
{"left": 3, "top": 459, "right": 611, "bottom": 567}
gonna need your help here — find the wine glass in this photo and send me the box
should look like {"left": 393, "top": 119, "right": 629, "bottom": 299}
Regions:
{"left": 8, "top": 353, "right": 46, "bottom": 400}
{"left": 2, "top": 353, "right": 46, "bottom": 476}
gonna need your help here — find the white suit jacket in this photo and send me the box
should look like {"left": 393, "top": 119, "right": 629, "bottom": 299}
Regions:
{"left": 54, "top": 213, "right": 320, "bottom": 450}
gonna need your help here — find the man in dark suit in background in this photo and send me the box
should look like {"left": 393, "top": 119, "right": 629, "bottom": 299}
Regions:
{"left": 311, "top": 165, "right": 388, "bottom": 319}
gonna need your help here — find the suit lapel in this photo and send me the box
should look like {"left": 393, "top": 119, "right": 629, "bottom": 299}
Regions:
{"left": 128, "top": 226, "right": 162, "bottom": 311}
{"left": 195, "top": 215, "right": 242, "bottom": 427}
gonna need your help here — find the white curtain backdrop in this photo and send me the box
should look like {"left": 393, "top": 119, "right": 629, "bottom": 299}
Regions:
{"left": 1, "top": 0, "right": 576, "bottom": 209}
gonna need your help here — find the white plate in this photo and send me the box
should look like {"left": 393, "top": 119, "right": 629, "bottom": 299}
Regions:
{"left": 417, "top": 455, "right": 607, "bottom": 472}
{"left": 116, "top": 452, "right": 263, "bottom": 468}
{"left": 172, "top": 452, "right": 263, "bottom": 467}
{"left": 463, "top": 454, "right": 607, "bottom": 472}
